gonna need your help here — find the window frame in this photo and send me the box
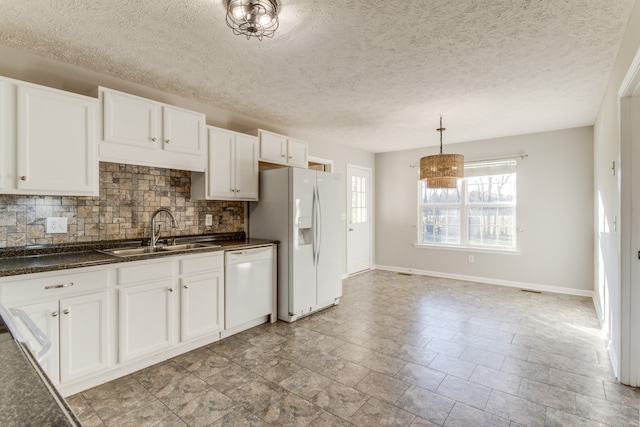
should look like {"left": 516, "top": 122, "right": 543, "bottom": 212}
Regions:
{"left": 416, "top": 162, "right": 518, "bottom": 252}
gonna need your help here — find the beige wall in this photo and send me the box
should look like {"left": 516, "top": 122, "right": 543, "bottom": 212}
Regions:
{"left": 375, "top": 126, "right": 594, "bottom": 295}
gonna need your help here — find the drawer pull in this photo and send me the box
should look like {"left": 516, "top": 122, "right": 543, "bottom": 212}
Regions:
{"left": 45, "top": 282, "right": 74, "bottom": 290}
{"left": 63, "top": 309, "right": 70, "bottom": 315}
{"left": 51, "top": 311, "right": 58, "bottom": 317}
{"left": 184, "top": 285, "right": 189, "bottom": 289}
{"left": 168, "top": 288, "right": 174, "bottom": 292}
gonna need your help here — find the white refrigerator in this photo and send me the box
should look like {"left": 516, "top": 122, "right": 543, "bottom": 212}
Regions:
{"left": 249, "top": 168, "right": 342, "bottom": 322}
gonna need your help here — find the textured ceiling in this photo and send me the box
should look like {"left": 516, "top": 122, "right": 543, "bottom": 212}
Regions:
{"left": 0, "top": 0, "right": 635, "bottom": 152}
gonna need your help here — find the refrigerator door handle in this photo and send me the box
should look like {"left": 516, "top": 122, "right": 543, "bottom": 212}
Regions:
{"left": 312, "top": 185, "right": 317, "bottom": 266}
{"left": 316, "top": 184, "right": 322, "bottom": 266}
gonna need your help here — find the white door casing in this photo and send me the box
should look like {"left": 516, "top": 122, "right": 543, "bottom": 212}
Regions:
{"left": 618, "top": 47, "right": 640, "bottom": 386}
{"left": 347, "top": 164, "right": 372, "bottom": 275}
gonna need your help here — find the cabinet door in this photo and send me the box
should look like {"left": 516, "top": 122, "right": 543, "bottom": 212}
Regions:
{"left": 15, "top": 300, "right": 60, "bottom": 386}
{"left": 16, "top": 84, "right": 97, "bottom": 195}
{"left": 162, "top": 105, "right": 205, "bottom": 156}
{"left": 59, "top": 291, "right": 109, "bottom": 384}
{"left": 119, "top": 280, "right": 174, "bottom": 363}
{"left": 180, "top": 271, "right": 223, "bottom": 342}
{"left": 287, "top": 138, "right": 308, "bottom": 168}
{"left": 234, "top": 134, "right": 259, "bottom": 200}
{"left": 259, "top": 131, "right": 287, "bottom": 163}
{"left": 102, "top": 89, "right": 158, "bottom": 148}
{"left": 207, "top": 128, "right": 234, "bottom": 199}
{"left": 0, "top": 79, "right": 10, "bottom": 191}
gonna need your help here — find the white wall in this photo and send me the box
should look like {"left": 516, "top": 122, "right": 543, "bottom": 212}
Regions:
{"left": 593, "top": 1, "right": 640, "bottom": 380}
{"left": 0, "top": 44, "right": 375, "bottom": 276}
{"left": 376, "top": 127, "right": 594, "bottom": 295}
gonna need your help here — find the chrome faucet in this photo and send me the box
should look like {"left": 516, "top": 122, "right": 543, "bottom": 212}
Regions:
{"left": 150, "top": 208, "right": 178, "bottom": 247}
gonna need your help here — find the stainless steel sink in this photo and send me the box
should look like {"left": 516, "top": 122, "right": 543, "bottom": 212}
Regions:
{"left": 99, "top": 242, "right": 221, "bottom": 257}
{"left": 160, "top": 243, "right": 221, "bottom": 251}
{"left": 99, "top": 247, "right": 165, "bottom": 256}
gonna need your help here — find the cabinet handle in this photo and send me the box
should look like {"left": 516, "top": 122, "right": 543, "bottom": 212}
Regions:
{"left": 51, "top": 311, "right": 58, "bottom": 317}
{"left": 168, "top": 288, "right": 174, "bottom": 292}
{"left": 184, "top": 285, "right": 189, "bottom": 289}
{"left": 288, "top": 156, "right": 292, "bottom": 159}
{"left": 151, "top": 137, "right": 157, "bottom": 142}
{"left": 63, "top": 309, "right": 70, "bottom": 315}
{"left": 20, "top": 176, "right": 27, "bottom": 181}
{"left": 45, "top": 282, "right": 74, "bottom": 290}
{"left": 165, "top": 139, "right": 171, "bottom": 144}
{"left": 281, "top": 154, "right": 286, "bottom": 158}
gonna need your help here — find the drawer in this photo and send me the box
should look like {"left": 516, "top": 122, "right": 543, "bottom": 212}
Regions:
{"left": 117, "top": 259, "right": 174, "bottom": 286}
{"left": 0, "top": 269, "right": 109, "bottom": 306}
{"left": 179, "top": 252, "right": 223, "bottom": 276}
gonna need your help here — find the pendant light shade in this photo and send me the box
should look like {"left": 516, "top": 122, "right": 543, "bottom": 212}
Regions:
{"left": 419, "top": 116, "right": 464, "bottom": 188}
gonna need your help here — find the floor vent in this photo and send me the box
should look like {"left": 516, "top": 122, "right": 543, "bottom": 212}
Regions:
{"left": 521, "top": 289, "right": 542, "bottom": 294}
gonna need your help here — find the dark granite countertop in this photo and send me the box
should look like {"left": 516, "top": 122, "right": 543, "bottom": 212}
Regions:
{"left": 0, "top": 233, "right": 277, "bottom": 278}
{"left": 0, "top": 339, "right": 80, "bottom": 426}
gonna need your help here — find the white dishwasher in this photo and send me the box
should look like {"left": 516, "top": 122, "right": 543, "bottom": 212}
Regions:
{"left": 225, "top": 245, "right": 273, "bottom": 330}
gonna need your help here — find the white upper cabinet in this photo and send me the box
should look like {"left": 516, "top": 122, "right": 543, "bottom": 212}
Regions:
{"left": 102, "top": 89, "right": 157, "bottom": 148}
{"left": 99, "top": 87, "right": 205, "bottom": 171}
{"left": 191, "top": 126, "right": 258, "bottom": 201}
{"left": 258, "top": 129, "right": 308, "bottom": 168}
{"left": 0, "top": 77, "right": 98, "bottom": 196}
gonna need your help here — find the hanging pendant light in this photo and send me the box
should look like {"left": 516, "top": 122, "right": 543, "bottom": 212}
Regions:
{"left": 226, "top": 0, "right": 279, "bottom": 40}
{"left": 419, "top": 116, "right": 464, "bottom": 188}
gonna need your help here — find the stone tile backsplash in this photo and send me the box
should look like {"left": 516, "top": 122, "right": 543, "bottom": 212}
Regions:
{"left": 0, "top": 162, "right": 244, "bottom": 248}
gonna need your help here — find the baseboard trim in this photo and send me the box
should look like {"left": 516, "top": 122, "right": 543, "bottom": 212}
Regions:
{"left": 373, "top": 264, "right": 594, "bottom": 298}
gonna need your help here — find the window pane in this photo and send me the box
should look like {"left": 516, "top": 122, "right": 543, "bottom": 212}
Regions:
{"left": 468, "top": 207, "right": 515, "bottom": 247}
{"left": 351, "top": 176, "right": 368, "bottom": 224}
{"left": 420, "top": 207, "right": 460, "bottom": 244}
{"left": 421, "top": 181, "right": 461, "bottom": 204}
{"left": 467, "top": 174, "right": 515, "bottom": 204}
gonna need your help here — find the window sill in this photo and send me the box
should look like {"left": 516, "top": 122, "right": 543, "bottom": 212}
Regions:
{"left": 413, "top": 243, "right": 521, "bottom": 255}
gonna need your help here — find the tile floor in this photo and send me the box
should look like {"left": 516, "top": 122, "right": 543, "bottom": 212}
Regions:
{"left": 67, "top": 270, "right": 640, "bottom": 426}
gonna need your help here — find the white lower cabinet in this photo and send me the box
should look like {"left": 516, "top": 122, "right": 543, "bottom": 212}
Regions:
{"left": 116, "top": 252, "right": 224, "bottom": 362}
{"left": 0, "top": 250, "right": 245, "bottom": 395}
{"left": 180, "top": 272, "right": 223, "bottom": 341}
{"left": 179, "top": 252, "right": 224, "bottom": 341}
{"left": 10, "top": 280, "right": 109, "bottom": 387}
{"left": 59, "top": 292, "right": 109, "bottom": 383}
{"left": 118, "top": 279, "right": 175, "bottom": 363}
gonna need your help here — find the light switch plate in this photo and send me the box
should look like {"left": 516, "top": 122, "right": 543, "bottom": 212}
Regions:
{"left": 205, "top": 214, "right": 213, "bottom": 226}
{"left": 46, "top": 217, "right": 67, "bottom": 233}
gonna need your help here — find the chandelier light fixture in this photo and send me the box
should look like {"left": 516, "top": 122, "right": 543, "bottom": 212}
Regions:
{"left": 226, "top": 0, "right": 279, "bottom": 40}
{"left": 419, "top": 116, "right": 464, "bottom": 188}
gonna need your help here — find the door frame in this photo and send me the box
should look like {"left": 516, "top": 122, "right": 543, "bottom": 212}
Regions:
{"left": 346, "top": 163, "right": 373, "bottom": 275}
{"left": 618, "top": 46, "right": 640, "bottom": 386}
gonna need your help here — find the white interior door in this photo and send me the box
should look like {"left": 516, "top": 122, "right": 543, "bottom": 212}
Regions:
{"left": 347, "top": 165, "right": 372, "bottom": 275}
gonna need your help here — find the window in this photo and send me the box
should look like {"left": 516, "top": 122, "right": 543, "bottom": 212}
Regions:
{"left": 418, "top": 161, "right": 517, "bottom": 250}
{"left": 351, "top": 175, "right": 368, "bottom": 224}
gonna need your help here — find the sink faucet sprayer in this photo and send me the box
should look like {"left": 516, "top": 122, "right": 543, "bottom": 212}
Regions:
{"left": 150, "top": 208, "right": 178, "bottom": 247}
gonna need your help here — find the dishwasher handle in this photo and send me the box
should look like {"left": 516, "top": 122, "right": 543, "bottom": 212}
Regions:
{"left": 225, "top": 246, "right": 272, "bottom": 265}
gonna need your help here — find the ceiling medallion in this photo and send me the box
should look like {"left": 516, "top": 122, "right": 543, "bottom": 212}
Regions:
{"left": 419, "top": 116, "right": 464, "bottom": 188}
{"left": 226, "top": 0, "right": 279, "bottom": 40}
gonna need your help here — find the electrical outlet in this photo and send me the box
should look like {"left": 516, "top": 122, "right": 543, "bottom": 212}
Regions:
{"left": 468, "top": 255, "right": 474, "bottom": 263}
{"left": 46, "top": 217, "right": 67, "bottom": 234}
{"left": 205, "top": 214, "right": 213, "bottom": 226}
